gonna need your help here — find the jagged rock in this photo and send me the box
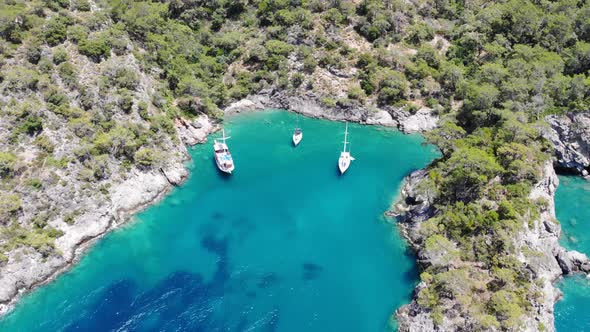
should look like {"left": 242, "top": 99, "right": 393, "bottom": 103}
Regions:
{"left": 175, "top": 115, "right": 216, "bottom": 146}
{"left": 556, "top": 250, "right": 575, "bottom": 274}
{"left": 160, "top": 166, "right": 188, "bottom": 186}
{"left": 224, "top": 99, "right": 260, "bottom": 114}
{"left": 542, "top": 113, "right": 590, "bottom": 174}
{"left": 223, "top": 92, "right": 438, "bottom": 134}
{"left": 365, "top": 110, "right": 398, "bottom": 127}
{"left": 391, "top": 107, "right": 439, "bottom": 133}
{"left": 557, "top": 250, "right": 590, "bottom": 275}
{"left": 396, "top": 295, "right": 436, "bottom": 332}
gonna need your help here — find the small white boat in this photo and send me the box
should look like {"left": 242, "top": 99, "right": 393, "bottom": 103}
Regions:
{"left": 292, "top": 115, "right": 302, "bottom": 146}
{"left": 293, "top": 128, "right": 302, "bottom": 146}
{"left": 338, "top": 122, "right": 355, "bottom": 174}
{"left": 213, "top": 129, "right": 235, "bottom": 174}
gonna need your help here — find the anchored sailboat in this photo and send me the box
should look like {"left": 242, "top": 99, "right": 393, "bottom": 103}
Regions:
{"left": 338, "top": 122, "right": 355, "bottom": 174}
{"left": 292, "top": 115, "right": 302, "bottom": 146}
{"left": 213, "top": 129, "right": 235, "bottom": 174}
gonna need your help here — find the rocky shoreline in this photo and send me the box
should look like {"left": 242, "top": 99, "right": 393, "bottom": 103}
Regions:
{"left": 0, "top": 116, "right": 216, "bottom": 317}
{"left": 6, "top": 90, "right": 590, "bottom": 331}
{"left": 0, "top": 96, "right": 436, "bottom": 319}
{"left": 391, "top": 113, "right": 590, "bottom": 332}
{"left": 224, "top": 90, "right": 439, "bottom": 134}
{"left": 5, "top": 96, "right": 585, "bottom": 331}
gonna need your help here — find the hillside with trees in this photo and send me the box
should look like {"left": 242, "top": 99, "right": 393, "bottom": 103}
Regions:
{"left": 1, "top": 0, "right": 589, "bottom": 330}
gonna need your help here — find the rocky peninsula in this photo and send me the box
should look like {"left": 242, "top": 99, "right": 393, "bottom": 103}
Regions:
{"left": 392, "top": 113, "right": 590, "bottom": 331}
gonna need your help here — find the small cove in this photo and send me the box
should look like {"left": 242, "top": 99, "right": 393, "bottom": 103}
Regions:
{"left": 0, "top": 110, "right": 439, "bottom": 331}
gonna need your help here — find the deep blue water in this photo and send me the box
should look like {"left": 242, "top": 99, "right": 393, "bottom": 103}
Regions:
{"left": 0, "top": 110, "right": 439, "bottom": 331}
{"left": 554, "top": 175, "right": 590, "bottom": 331}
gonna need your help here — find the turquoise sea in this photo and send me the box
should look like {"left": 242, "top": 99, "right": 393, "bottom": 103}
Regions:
{"left": 0, "top": 110, "right": 439, "bottom": 331}
{"left": 555, "top": 175, "right": 590, "bottom": 331}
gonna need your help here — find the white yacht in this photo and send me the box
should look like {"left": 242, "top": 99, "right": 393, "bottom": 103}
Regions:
{"left": 338, "top": 122, "right": 355, "bottom": 174}
{"left": 292, "top": 116, "right": 302, "bottom": 146}
{"left": 213, "top": 129, "right": 235, "bottom": 174}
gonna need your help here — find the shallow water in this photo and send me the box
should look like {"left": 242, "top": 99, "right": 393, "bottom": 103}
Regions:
{"left": 0, "top": 110, "right": 439, "bottom": 331}
{"left": 554, "top": 175, "right": 590, "bottom": 331}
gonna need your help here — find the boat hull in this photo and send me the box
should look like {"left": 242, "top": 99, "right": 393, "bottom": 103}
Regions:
{"left": 338, "top": 152, "right": 354, "bottom": 174}
{"left": 215, "top": 157, "right": 234, "bottom": 173}
{"left": 214, "top": 139, "right": 234, "bottom": 174}
{"left": 293, "top": 133, "right": 302, "bottom": 146}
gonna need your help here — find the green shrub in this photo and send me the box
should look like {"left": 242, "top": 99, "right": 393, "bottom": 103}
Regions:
{"left": 265, "top": 40, "right": 293, "bottom": 56}
{"left": 134, "top": 147, "right": 157, "bottom": 168}
{"left": 0, "top": 193, "right": 22, "bottom": 218}
{"left": 72, "top": 0, "right": 91, "bottom": 11}
{"left": 78, "top": 35, "right": 111, "bottom": 62}
{"left": 58, "top": 62, "right": 78, "bottom": 88}
{"left": 118, "top": 90, "right": 134, "bottom": 113}
{"left": 63, "top": 211, "right": 80, "bottom": 225}
{"left": 348, "top": 86, "right": 366, "bottom": 100}
{"left": 67, "top": 24, "right": 89, "bottom": 44}
{"left": 45, "top": 227, "right": 64, "bottom": 239}
{"left": 24, "top": 39, "right": 42, "bottom": 64}
{"left": 0, "top": 152, "right": 17, "bottom": 178}
{"left": 19, "top": 116, "right": 43, "bottom": 136}
{"left": 25, "top": 178, "right": 43, "bottom": 190}
{"left": 44, "top": 16, "right": 69, "bottom": 46}
{"left": 138, "top": 101, "right": 149, "bottom": 119}
{"left": 37, "top": 57, "right": 54, "bottom": 73}
{"left": 5, "top": 67, "right": 40, "bottom": 91}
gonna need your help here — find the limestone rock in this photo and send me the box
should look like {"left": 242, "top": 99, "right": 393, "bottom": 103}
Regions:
{"left": 161, "top": 166, "right": 188, "bottom": 186}
{"left": 542, "top": 113, "right": 590, "bottom": 174}
{"left": 175, "top": 115, "right": 216, "bottom": 146}
{"left": 365, "top": 110, "right": 398, "bottom": 126}
{"left": 223, "top": 91, "right": 439, "bottom": 134}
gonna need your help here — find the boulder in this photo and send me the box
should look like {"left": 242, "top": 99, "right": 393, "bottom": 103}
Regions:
{"left": 542, "top": 113, "right": 590, "bottom": 174}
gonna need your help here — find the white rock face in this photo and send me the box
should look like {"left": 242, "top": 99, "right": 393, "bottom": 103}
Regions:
{"left": 542, "top": 113, "right": 590, "bottom": 174}
{"left": 397, "top": 108, "right": 439, "bottom": 133}
{"left": 365, "top": 110, "right": 397, "bottom": 126}
{"left": 161, "top": 166, "right": 188, "bottom": 186}
{"left": 175, "top": 115, "right": 216, "bottom": 146}
{"left": 224, "top": 99, "right": 259, "bottom": 114}
{"left": 110, "top": 170, "right": 171, "bottom": 214}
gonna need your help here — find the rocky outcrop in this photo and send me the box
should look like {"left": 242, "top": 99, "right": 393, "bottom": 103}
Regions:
{"left": 387, "top": 169, "right": 435, "bottom": 249}
{"left": 542, "top": 113, "right": 590, "bottom": 175}
{"left": 223, "top": 90, "right": 439, "bottom": 134}
{"left": 174, "top": 115, "right": 217, "bottom": 146}
{"left": 392, "top": 161, "right": 589, "bottom": 332}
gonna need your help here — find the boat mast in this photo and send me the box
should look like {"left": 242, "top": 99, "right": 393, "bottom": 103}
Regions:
{"left": 221, "top": 129, "right": 231, "bottom": 143}
{"left": 343, "top": 122, "right": 349, "bottom": 153}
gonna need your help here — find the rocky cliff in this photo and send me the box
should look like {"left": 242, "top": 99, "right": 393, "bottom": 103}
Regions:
{"left": 542, "top": 113, "right": 590, "bottom": 176}
{"left": 393, "top": 162, "right": 589, "bottom": 331}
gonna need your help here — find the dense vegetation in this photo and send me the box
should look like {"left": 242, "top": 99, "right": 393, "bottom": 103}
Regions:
{"left": 0, "top": 0, "right": 589, "bottom": 329}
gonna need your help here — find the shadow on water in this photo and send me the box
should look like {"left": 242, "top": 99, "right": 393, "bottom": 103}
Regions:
{"left": 63, "top": 235, "right": 281, "bottom": 331}
{"left": 302, "top": 262, "right": 323, "bottom": 281}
